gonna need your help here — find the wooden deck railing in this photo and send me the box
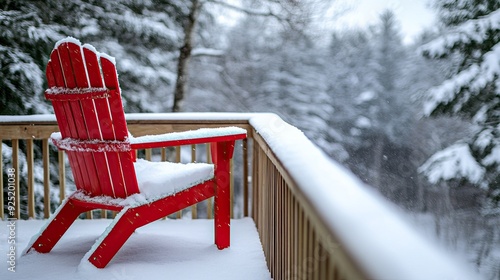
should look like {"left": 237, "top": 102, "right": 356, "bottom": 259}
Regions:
{"left": 0, "top": 113, "right": 478, "bottom": 280}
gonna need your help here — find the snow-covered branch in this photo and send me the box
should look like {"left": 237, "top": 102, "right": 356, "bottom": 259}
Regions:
{"left": 419, "top": 143, "right": 485, "bottom": 184}
{"left": 423, "top": 43, "right": 500, "bottom": 115}
{"left": 420, "top": 9, "right": 500, "bottom": 58}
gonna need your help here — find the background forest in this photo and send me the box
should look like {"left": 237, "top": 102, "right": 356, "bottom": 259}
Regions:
{"left": 1, "top": 0, "right": 499, "bottom": 278}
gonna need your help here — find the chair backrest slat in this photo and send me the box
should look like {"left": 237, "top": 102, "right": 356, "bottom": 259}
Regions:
{"left": 101, "top": 57, "right": 128, "bottom": 140}
{"left": 79, "top": 46, "right": 116, "bottom": 196}
{"left": 64, "top": 42, "right": 104, "bottom": 196}
{"left": 46, "top": 39, "right": 139, "bottom": 198}
{"left": 99, "top": 54, "right": 139, "bottom": 197}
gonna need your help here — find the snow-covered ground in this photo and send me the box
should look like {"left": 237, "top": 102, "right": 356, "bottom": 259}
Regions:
{"left": 0, "top": 218, "right": 271, "bottom": 280}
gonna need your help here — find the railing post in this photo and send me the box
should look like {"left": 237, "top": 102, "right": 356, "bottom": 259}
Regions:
{"left": 243, "top": 138, "right": 249, "bottom": 217}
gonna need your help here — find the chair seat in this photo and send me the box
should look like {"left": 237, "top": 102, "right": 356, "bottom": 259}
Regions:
{"left": 134, "top": 159, "right": 214, "bottom": 199}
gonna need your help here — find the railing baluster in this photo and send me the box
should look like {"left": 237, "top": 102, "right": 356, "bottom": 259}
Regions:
{"left": 312, "top": 226, "right": 319, "bottom": 280}
{"left": 252, "top": 143, "right": 258, "bottom": 224}
{"left": 58, "top": 151, "right": 65, "bottom": 203}
{"left": 206, "top": 144, "right": 213, "bottom": 219}
{"left": 176, "top": 146, "right": 182, "bottom": 219}
{"left": 161, "top": 147, "right": 167, "bottom": 161}
{"left": 12, "top": 139, "right": 20, "bottom": 219}
{"left": 243, "top": 139, "right": 248, "bottom": 217}
{"left": 27, "top": 139, "right": 35, "bottom": 218}
{"left": 42, "top": 139, "right": 50, "bottom": 218}
{"left": 160, "top": 148, "right": 167, "bottom": 220}
{"left": 191, "top": 144, "right": 197, "bottom": 219}
{"left": 277, "top": 174, "right": 282, "bottom": 280}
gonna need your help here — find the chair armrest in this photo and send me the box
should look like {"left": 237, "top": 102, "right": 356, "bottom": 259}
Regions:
{"left": 129, "top": 127, "right": 247, "bottom": 150}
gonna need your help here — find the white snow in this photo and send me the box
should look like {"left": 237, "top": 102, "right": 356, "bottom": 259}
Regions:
{"left": 99, "top": 52, "right": 116, "bottom": 65}
{"left": 355, "top": 116, "right": 371, "bottom": 128}
{"left": 53, "top": 37, "right": 116, "bottom": 65}
{"left": 49, "top": 132, "right": 131, "bottom": 153}
{"left": 45, "top": 87, "right": 109, "bottom": 95}
{"left": 250, "top": 113, "right": 481, "bottom": 280}
{"left": 129, "top": 126, "right": 246, "bottom": 144}
{"left": 0, "top": 114, "right": 57, "bottom": 123}
{"left": 1, "top": 219, "right": 270, "bottom": 280}
{"left": 54, "top": 36, "right": 82, "bottom": 49}
{"left": 125, "top": 112, "right": 256, "bottom": 121}
{"left": 191, "top": 48, "right": 224, "bottom": 57}
{"left": 82, "top": 43, "right": 98, "bottom": 54}
{"left": 133, "top": 159, "right": 213, "bottom": 199}
{"left": 355, "top": 90, "right": 376, "bottom": 104}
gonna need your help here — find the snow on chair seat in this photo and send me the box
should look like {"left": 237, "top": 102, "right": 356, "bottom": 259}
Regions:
{"left": 23, "top": 37, "right": 246, "bottom": 268}
{"left": 133, "top": 159, "right": 214, "bottom": 200}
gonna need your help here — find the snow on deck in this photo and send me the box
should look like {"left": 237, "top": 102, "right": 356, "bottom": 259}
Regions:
{"left": 0, "top": 218, "right": 271, "bottom": 280}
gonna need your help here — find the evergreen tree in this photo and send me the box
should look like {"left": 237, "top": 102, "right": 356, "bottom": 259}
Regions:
{"left": 419, "top": 0, "right": 500, "bottom": 208}
{"left": 0, "top": 0, "right": 187, "bottom": 217}
{"left": 361, "top": 10, "right": 409, "bottom": 190}
{"left": 1, "top": 0, "right": 188, "bottom": 114}
{"left": 327, "top": 29, "right": 374, "bottom": 161}
{"left": 0, "top": 1, "right": 64, "bottom": 115}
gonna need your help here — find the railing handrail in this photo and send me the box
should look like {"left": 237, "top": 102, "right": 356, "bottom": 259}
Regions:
{"left": 249, "top": 114, "right": 480, "bottom": 280}
{"left": 0, "top": 113, "right": 479, "bottom": 279}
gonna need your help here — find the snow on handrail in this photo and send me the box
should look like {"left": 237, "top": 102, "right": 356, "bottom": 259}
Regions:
{"left": 250, "top": 113, "right": 480, "bottom": 280}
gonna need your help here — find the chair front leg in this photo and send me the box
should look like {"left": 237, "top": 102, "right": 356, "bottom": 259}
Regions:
{"left": 211, "top": 141, "right": 235, "bottom": 250}
{"left": 24, "top": 197, "right": 91, "bottom": 254}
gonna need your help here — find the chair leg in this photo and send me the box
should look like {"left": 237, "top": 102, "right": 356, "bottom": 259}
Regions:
{"left": 87, "top": 208, "right": 138, "bottom": 268}
{"left": 212, "top": 141, "right": 233, "bottom": 250}
{"left": 87, "top": 182, "right": 216, "bottom": 268}
{"left": 24, "top": 198, "right": 88, "bottom": 254}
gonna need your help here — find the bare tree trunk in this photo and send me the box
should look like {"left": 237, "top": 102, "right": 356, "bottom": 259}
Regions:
{"left": 172, "top": 0, "right": 200, "bottom": 112}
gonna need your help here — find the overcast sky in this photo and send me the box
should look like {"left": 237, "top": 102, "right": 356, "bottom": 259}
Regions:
{"left": 331, "top": 0, "right": 438, "bottom": 44}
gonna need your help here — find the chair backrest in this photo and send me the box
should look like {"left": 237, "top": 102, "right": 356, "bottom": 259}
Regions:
{"left": 45, "top": 38, "right": 139, "bottom": 198}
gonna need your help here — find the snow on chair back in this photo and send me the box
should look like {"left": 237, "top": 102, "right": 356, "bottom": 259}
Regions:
{"left": 44, "top": 38, "right": 139, "bottom": 198}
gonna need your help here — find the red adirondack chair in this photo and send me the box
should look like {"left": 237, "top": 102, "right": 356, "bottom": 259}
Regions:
{"left": 23, "top": 37, "right": 246, "bottom": 268}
